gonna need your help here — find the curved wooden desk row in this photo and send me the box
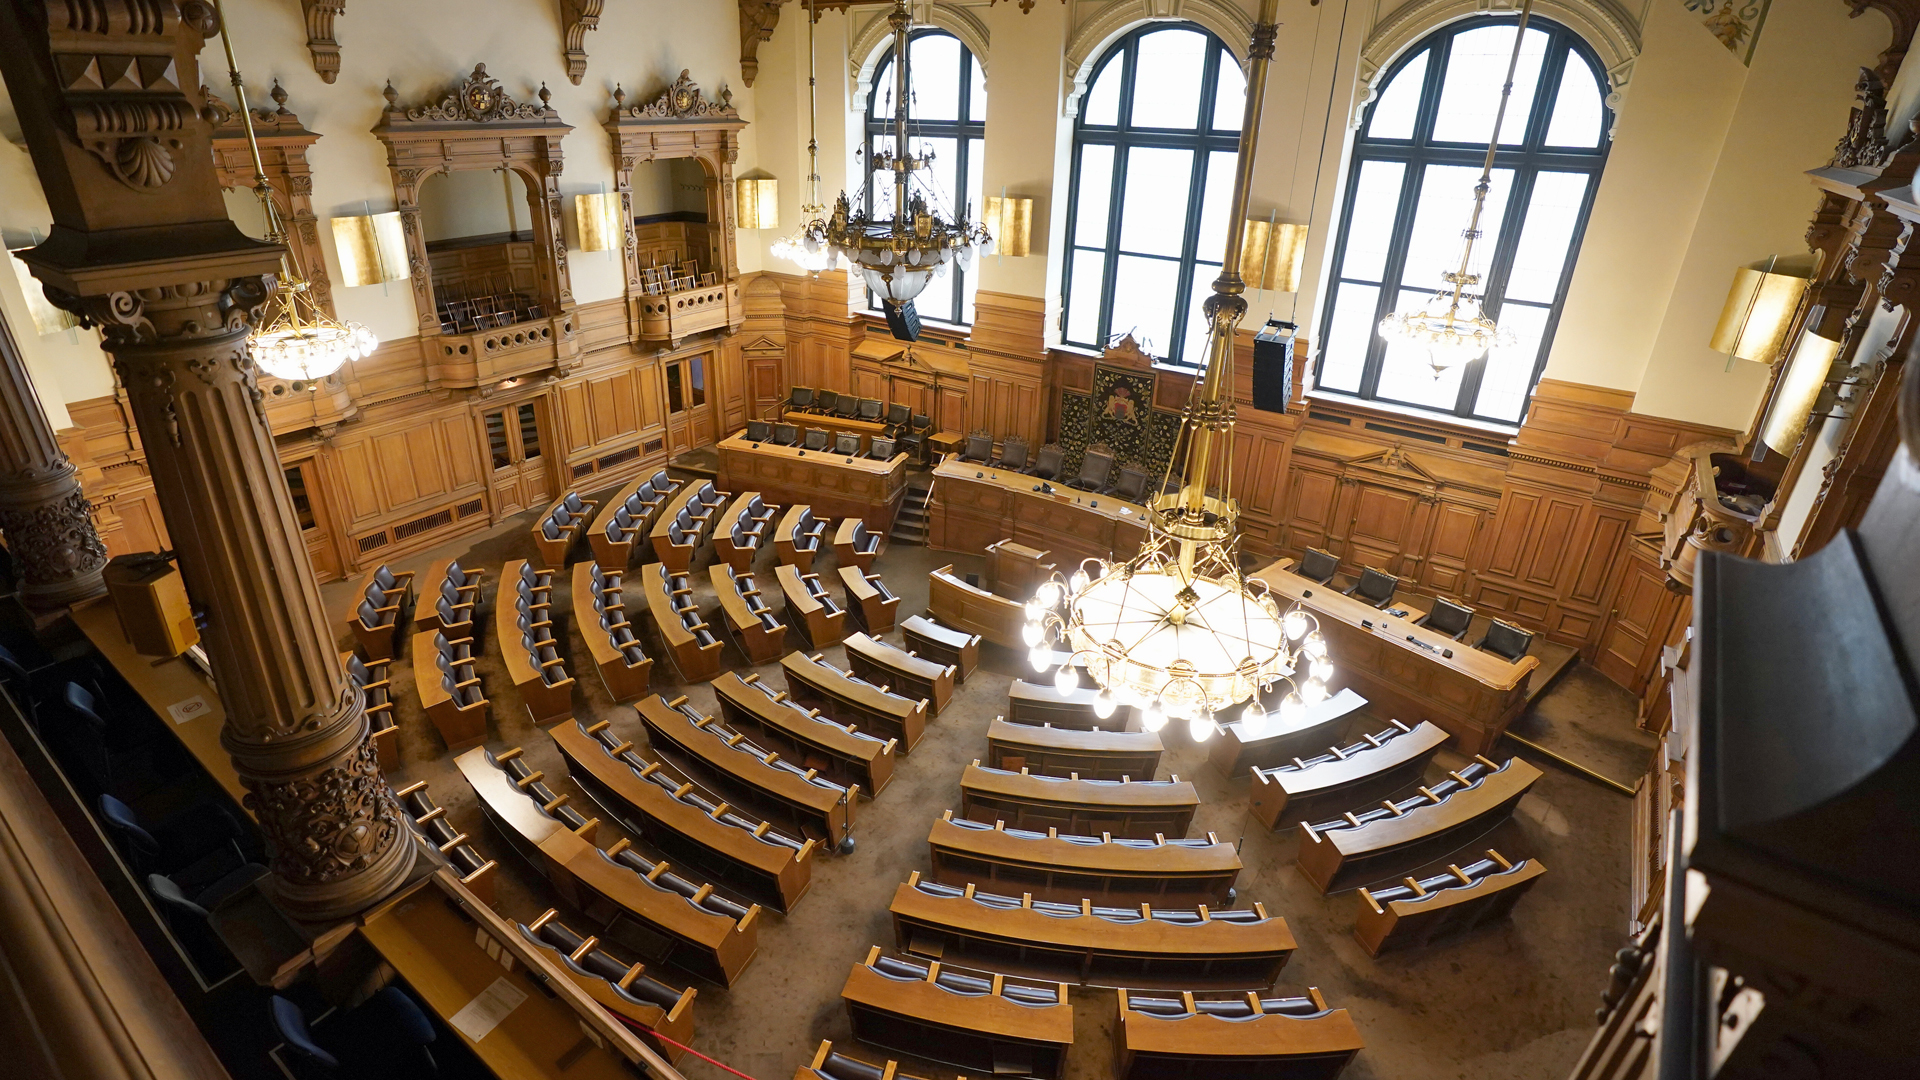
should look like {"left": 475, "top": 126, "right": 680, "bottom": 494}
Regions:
{"left": 499, "top": 559, "right": 574, "bottom": 724}
{"left": 644, "top": 564, "right": 724, "bottom": 683}
{"left": 927, "top": 811, "right": 1241, "bottom": 907}
{"left": 1354, "top": 848, "right": 1546, "bottom": 957}
{"left": 713, "top": 492, "right": 779, "bottom": 572}
{"left": 986, "top": 716, "right": 1162, "bottom": 781}
{"left": 394, "top": 779, "right": 496, "bottom": 902}
{"left": 925, "top": 457, "right": 1150, "bottom": 571}
{"left": 709, "top": 564, "right": 788, "bottom": 663}
{"left": 837, "top": 565, "right": 900, "bottom": 634}
{"left": 651, "top": 480, "right": 730, "bottom": 572}
{"left": 572, "top": 562, "right": 653, "bottom": 702}
{"left": 533, "top": 491, "right": 599, "bottom": 570}
{"left": 845, "top": 632, "right": 952, "bottom": 715}
{"left": 795, "top": 1041, "right": 937, "bottom": 1080}
{"left": 589, "top": 469, "right": 680, "bottom": 569}
{"left": 346, "top": 564, "right": 411, "bottom": 660}
{"left": 519, "top": 908, "right": 698, "bottom": 1064}
{"left": 345, "top": 653, "right": 400, "bottom": 772}
{"left": 410, "top": 558, "right": 482, "bottom": 635}
{"left": 1298, "top": 755, "right": 1543, "bottom": 894}
{"left": 774, "top": 504, "right": 829, "bottom": 572}
{"left": 833, "top": 517, "right": 881, "bottom": 572}
{"left": 1116, "top": 986, "right": 1364, "bottom": 1080}
{"left": 553, "top": 716, "right": 816, "bottom": 914}
{"left": 781, "top": 651, "right": 928, "bottom": 753}
{"left": 928, "top": 565, "right": 1026, "bottom": 649}
{"left": 960, "top": 761, "right": 1198, "bottom": 840}
{"left": 636, "top": 694, "right": 857, "bottom": 851}
{"left": 1207, "top": 687, "right": 1370, "bottom": 778}
{"left": 455, "top": 745, "right": 760, "bottom": 987}
{"left": 1007, "top": 679, "right": 1116, "bottom": 730}
{"left": 713, "top": 672, "right": 897, "bottom": 797}
{"left": 843, "top": 946, "right": 1074, "bottom": 1080}
{"left": 716, "top": 432, "right": 911, "bottom": 534}
{"left": 901, "top": 615, "right": 980, "bottom": 681}
{"left": 413, "top": 628, "right": 489, "bottom": 750}
{"left": 775, "top": 564, "right": 845, "bottom": 647}
{"left": 891, "top": 873, "right": 1293, "bottom": 990}
{"left": 1249, "top": 720, "right": 1450, "bottom": 829}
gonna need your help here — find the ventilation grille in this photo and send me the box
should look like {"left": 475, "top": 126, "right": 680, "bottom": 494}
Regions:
{"left": 1308, "top": 411, "right": 1351, "bottom": 425}
{"left": 1363, "top": 422, "right": 1447, "bottom": 444}
{"left": 599, "top": 446, "right": 641, "bottom": 471}
{"left": 643, "top": 437, "right": 665, "bottom": 454}
{"left": 393, "top": 509, "right": 453, "bottom": 541}
{"left": 356, "top": 531, "right": 390, "bottom": 554}
{"left": 1464, "top": 441, "right": 1510, "bottom": 457}
{"left": 571, "top": 461, "right": 596, "bottom": 479}
{"left": 456, "top": 499, "right": 486, "bottom": 518}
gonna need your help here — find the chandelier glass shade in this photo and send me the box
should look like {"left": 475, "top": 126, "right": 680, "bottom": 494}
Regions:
{"left": 773, "top": 0, "right": 836, "bottom": 273}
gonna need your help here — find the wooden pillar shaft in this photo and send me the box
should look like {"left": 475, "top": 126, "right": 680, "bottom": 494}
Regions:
{"left": 0, "top": 302, "right": 108, "bottom": 609}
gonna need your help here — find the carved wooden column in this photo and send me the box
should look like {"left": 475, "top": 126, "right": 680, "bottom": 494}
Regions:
{"left": 0, "top": 303, "right": 108, "bottom": 610}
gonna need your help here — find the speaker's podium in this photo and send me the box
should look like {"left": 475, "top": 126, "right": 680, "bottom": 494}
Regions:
{"left": 103, "top": 553, "right": 198, "bottom": 657}
{"left": 985, "top": 539, "right": 1054, "bottom": 601}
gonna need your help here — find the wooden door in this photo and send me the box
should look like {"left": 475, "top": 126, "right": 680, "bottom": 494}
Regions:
{"left": 482, "top": 400, "right": 553, "bottom": 516}
{"left": 1341, "top": 482, "right": 1423, "bottom": 574}
{"left": 282, "top": 459, "right": 341, "bottom": 583}
{"left": 664, "top": 354, "right": 716, "bottom": 456}
{"left": 1595, "top": 552, "right": 1683, "bottom": 693}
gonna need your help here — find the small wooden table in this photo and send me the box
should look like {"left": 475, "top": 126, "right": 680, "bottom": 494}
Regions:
{"left": 928, "top": 430, "right": 966, "bottom": 457}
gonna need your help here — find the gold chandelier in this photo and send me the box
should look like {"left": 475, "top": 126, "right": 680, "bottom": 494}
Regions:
{"left": 1023, "top": 0, "right": 1330, "bottom": 743}
{"left": 771, "top": 0, "right": 834, "bottom": 272}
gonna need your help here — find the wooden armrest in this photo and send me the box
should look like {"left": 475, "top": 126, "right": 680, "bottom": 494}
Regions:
{"left": 539, "top": 657, "right": 567, "bottom": 669}
{"left": 455, "top": 677, "right": 482, "bottom": 689}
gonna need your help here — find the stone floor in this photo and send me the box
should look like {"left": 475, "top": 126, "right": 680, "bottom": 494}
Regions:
{"left": 321, "top": 478, "right": 1648, "bottom": 1080}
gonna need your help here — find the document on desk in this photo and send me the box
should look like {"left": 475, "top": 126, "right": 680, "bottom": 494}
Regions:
{"left": 167, "top": 696, "right": 211, "bottom": 725}
{"left": 449, "top": 976, "right": 527, "bottom": 1042}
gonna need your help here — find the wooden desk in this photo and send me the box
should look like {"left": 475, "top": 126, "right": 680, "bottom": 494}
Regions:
{"left": 832, "top": 517, "right": 881, "bottom": 572}
{"left": 497, "top": 559, "right": 573, "bottom": 725}
{"left": 708, "top": 564, "right": 788, "bottom": 663}
{"left": 414, "top": 558, "right": 481, "bottom": 633}
{"left": 711, "top": 491, "right": 770, "bottom": 572}
{"left": 960, "top": 762, "right": 1197, "bottom": 839}
{"left": 775, "top": 563, "right": 845, "bottom": 646}
{"left": 986, "top": 716, "right": 1161, "bottom": 780}
{"left": 926, "top": 811, "right": 1240, "bottom": 907}
{"left": 515, "top": 910, "right": 697, "bottom": 1065}
{"left": 928, "top": 430, "right": 966, "bottom": 457}
{"left": 985, "top": 538, "right": 1054, "bottom": 600}
{"left": 1116, "top": 989, "right": 1365, "bottom": 1080}
{"left": 1297, "top": 756, "right": 1542, "bottom": 893}
{"left": 571, "top": 563, "right": 652, "bottom": 702}
{"left": 772, "top": 504, "right": 827, "bottom": 572}
{"left": 842, "top": 950, "right": 1074, "bottom": 1079}
{"left": 415, "top": 629, "right": 489, "bottom": 749}
{"left": 837, "top": 565, "right": 900, "bottom": 634}
{"left": 1007, "top": 679, "right": 1113, "bottom": 730}
{"left": 1206, "top": 687, "right": 1369, "bottom": 777}
{"left": 890, "top": 873, "right": 1293, "bottom": 990}
{"left": 781, "top": 410, "right": 889, "bottom": 454}
{"left": 1252, "top": 558, "right": 1541, "bottom": 754}
{"left": 713, "top": 672, "right": 897, "bottom": 797}
{"left": 641, "top": 564, "right": 723, "bottom": 683}
{"left": 1353, "top": 849, "right": 1546, "bottom": 956}
{"left": 902, "top": 615, "right": 979, "bottom": 681}
{"left": 928, "top": 565, "right": 1026, "bottom": 649}
{"left": 717, "top": 432, "right": 909, "bottom": 533}
{"left": 781, "top": 651, "right": 928, "bottom": 753}
{"left": 532, "top": 491, "right": 596, "bottom": 570}
{"left": 1248, "top": 719, "right": 1449, "bottom": 829}
{"left": 845, "top": 632, "right": 952, "bottom": 715}
{"left": 587, "top": 470, "right": 679, "bottom": 569}
{"left": 927, "top": 458, "right": 1150, "bottom": 569}
{"left": 650, "top": 480, "right": 727, "bottom": 571}
{"left": 71, "top": 596, "right": 250, "bottom": 811}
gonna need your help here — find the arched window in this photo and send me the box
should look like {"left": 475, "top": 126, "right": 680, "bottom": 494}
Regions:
{"left": 1062, "top": 24, "right": 1245, "bottom": 367}
{"left": 1315, "top": 16, "right": 1611, "bottom": 423}
{"left": 865, "top": 29, "right": 985, "bottom": 326}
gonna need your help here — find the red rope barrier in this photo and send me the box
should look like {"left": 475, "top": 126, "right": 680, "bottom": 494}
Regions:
{"left": 611, "top": 1013, "right": 765, "bottom": 1080}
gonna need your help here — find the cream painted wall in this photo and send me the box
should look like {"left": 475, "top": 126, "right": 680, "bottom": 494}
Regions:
{"left": 976, "top": 0, "right": 1069, "bottom": 300}
{"left": 418, "top": 168, "right": 531, "bottom": 242}
{"left": 0, "top": 142, "right": 115, "bottom": 418}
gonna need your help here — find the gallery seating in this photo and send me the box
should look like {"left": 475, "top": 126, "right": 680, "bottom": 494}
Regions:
{"left": 889, "top": 872, "right": 1294, "bottom": 990}
{"left": 788, "top": 386, "right": 815, "bottom": 411}
{"left": 393, "top": 779, "right": 496, "bottom": 901}
{"left": 986, "top": 716, "right": 1161, "bottom": 780}
{"left": 499, "top": 559, "right": 573, "bottom": 723}
{"left": 1026, "top": 443, "right": 1065, "bottom": 481}
{"left": 552, "top": 715, "right": 817, "bottom": 913}
{"left": 1353, "top": 848, "right": 1547, "bottom": 956}
{"left": 926, "top": 811, "right": 1241, "bottom": 907}
{"left": 960, "top": 761, "right": 1198, "bottom": 839}
{"left": 902, "top": 615, "right": 979, "bottom": 681}
{"left": 518, "top": 909, "right": 698, "bottom": 1064}
{"left": 1296, "top": 547, "right": 1340, "bottom": 585}
{"left": 781, "top": 651, "right": 928, "bottom": 753}
{"left": 868, "top": 436, "right": 895, "bottom": 460}
{"left": 836, "top": 565, "right": 899, "bottom": 634}
{"left": 1416, "top": 596, "right": 1476, "bottom": 641}
{"left": 812, "top": 389, "right": 839, "bottom": 414}
{"left": 412, "top": 628, "right": 488, "bottom": 750}
{"left": 1007, "top": 678, "right": 1111, "bottom": 729}
{"left": 959, "top": 432, "right": 994, "bottom": 464}
{"left": 1478, "top": 618, "right": 1536, "bottom": 662}
{"left": 745, "top": 418, "right": 771, "bottom": 442}
{"left": 345, "top": 653, "right": 399, "bottom": 771}
{"left": 774, "top": 504, "right": 828, "bottom": 571}
{"left": 709, "top": 564, "right": 788, "bottom": 663}
{"left": 832, "top": 517, "right": 881, "bottom": 571}
{"left": 411, "top": 558, "right": 482, "bottom": 633}
{"left": 589, "top": 469, "right": 680, "bottom": 569}
{"left": 348, "top": 573, "right": 406, "bottom": 661}
{"left": 834, "top": 431, "right": 861, "bottom": 455}
{"left": 573, "top": 562, "right": 652, "bottom": 702}
{"left": 797, "top": 1042, "right": 938, "bottom": 1080}
{"left": 772, "top": 421, "right": 800, "bottom": 446}
{"left": 713, "top": 672, "right": 897, "bottom": 797}
{"left": 996, "top": 435, "right": 1029, "bottom": 470}
{"left": 1110, "top": 464, "right": 1150, "bottom": 503}
{"left": 650, "top": 479, "right": 729, "bottom": 571}
{"left": 642, "top": 563, "right": 724, "bottom": 683}
{"left": 713, "top": 492, "right": 778, "bottom": 572}
{"left": 844, "top": 632, "right": 952, "bottom": 714}
{"left": 776, "top": 564, "right": 846, "bottom": 646}
{"left": 1248, "top": 719, "right": 1449, "bottom": 828}
{"left": 803, "top": 429, "right": 829, "bottom": 451}
{"left": 857, "top": 397, "right": 884, "bottom": 422}
{"left": 1115, "top": 986, "right": 1364, "bottom": 1080}
{"left": 1206, "top": 687, "right": 1369, "bottom": 777}
{"left": 842, "top": 946, "right": 1074, "bottom": 1079}
{"left": 1067, "top": 444, "right": 1115, "bottom": 492}
{"left": 1297, "top": 755, "right": 1544, "bottom": 893}
{"left": 1341, "top": 566, "right": 1400, "bottom": 609}
{"left": 533, "top": 491, "right": 598, "bottom": 570}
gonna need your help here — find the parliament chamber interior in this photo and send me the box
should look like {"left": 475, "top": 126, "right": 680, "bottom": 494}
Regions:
{"left": 0, "top": 1, "right": 1913, "bottom": 1078}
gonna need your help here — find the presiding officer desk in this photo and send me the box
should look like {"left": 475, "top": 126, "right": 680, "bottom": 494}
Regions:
{"left": 1251, "top": 558, "right": 1540, "bottom": 755}
{"left": 715, "top": 431, "right": 910, "bottom": 534}
{"left": 926, "top": 456, "right": 1149, "bottom": 568}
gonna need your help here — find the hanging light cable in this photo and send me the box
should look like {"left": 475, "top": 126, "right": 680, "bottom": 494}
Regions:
{"left": 771, "top": 0, "right": 834, "bottom": 271}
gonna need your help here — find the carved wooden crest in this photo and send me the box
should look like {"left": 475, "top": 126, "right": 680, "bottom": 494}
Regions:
{"left": 1833, "top": 67, "right": 1895, "bottom": 169}
{"left": 388, "top": 63, "right": 558, "bottom": 124}
{"left": 614, "top": 70, "right": 737, "bottom": 120}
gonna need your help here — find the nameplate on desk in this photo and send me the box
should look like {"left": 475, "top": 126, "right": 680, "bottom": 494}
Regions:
{"left": 167, "top": 696, "right": 211, "bottom": 725}
{"left": 449, "top": 975, "right": 527, "bottom": 1042}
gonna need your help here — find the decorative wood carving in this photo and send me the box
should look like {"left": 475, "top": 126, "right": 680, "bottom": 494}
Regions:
{"left": 739, "top": 0, "right": 788, "bottom": 88}
{"left": 557, "top": 0, "right": 605, "bottom": 85}
{"left": 0, "top": 304, "right": 107, "bottom": 611}
{"left": 205, "top": 82, "right": 334, "bottom": 318}
{"left": 1844, "top": 0, "right": 1920, "bottom": 83}
{"left": 301, "top": 0, "right": 346, "bottom": 83}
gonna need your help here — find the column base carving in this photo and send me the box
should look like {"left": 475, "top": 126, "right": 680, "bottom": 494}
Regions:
{"left": 0, "top": 462, "right": 109, "bottom": 610}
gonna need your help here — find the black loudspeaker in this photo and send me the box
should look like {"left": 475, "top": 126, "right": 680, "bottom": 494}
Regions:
{"left": 1252, "top": 318, "right": 1296, "bottom": 414}
{"left": 884, "top": 298, "right": 922, "bottom": 341}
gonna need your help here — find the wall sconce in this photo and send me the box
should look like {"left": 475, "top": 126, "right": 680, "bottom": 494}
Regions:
{"left": 329, "top": 212, "right": 408, "bottom": 287}
{"left": 1241, "top": 216, "right": 1309, "bottom": 293}
{"left": 1710, "top": 261, "right": 1810, "bottom": 364}
{"left": 574, "top": 192, "right": 625, "bottom": 253}
{"left": 1762, "top": 332, "right": 1841, "bottom": 454}
{"left": 984, "top": 194, "right": 1033, "bottom": 258}
{"left": 736, "top": 178, "right": 779, "bottom": 230}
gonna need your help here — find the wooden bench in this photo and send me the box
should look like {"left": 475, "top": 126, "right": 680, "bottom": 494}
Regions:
{"left": 412, "top": 628, "right": 488, "bottom": 749}
{"left": 709, "top": 563, "right": 788, "bottom": 663}
{"left": 842, "top": 946, "right": 1074, "bottom": 1079}
{"left": 928, "top": 564, "right": 1026, "bottom": 649}
{"left": 1297, "top": 755, "right": 1543, "bottom": 893}
{"left": 775, "top": 563, "right": 846, "bottom": 646}
{"left": 1116, "top": 986, "right": 1364, "bottom": 1080}
{"left": 650, "top": 479, "right": 729, "bottom": 571}
{"left": 795, "top": 1042, "right": 938, "bottom": 1080}
{"left": 902, "top": 615, "right": 980, "bottom": 681}
{"left": 346, "top": 568, "right": 407, "bottom": 660}
{"left": 393, "top": 779, "right": 496, "bottom": 902}
{"left": 890, "top": 872, "right": 1294, "bottom": 990}
{"left": 712, "top": 492, "right": 777, "bottom": 572}
{"left": 411, "top": 558, "right": 482, "bottom": 634}
{"left": 589, "top": 469, "right": 680, "bottom": 569}
{"left": 454, "top": 745, "right": 761, "bottom": 987}
{"left": 845, "top": 632, "right": 952, "bottom": 715}
{"left": 836, "top": 565, "right": 900, "bottom": 634}
{"left": 1249, "top": 719, "right": 1449, "bottom": 829}
{"left": 773, "top": 504, "right": 828, "bottom": 572}
{"left": 714, "top": 671, "right": 897, "bottom": 797}
{"left": 781, "top": 650, "right": 928, "bottom": 753}
{"left": 345, "top": 652, "right": 399, "bottom": 772}
{"left": 517, "top": 909, "right": 698, "bottom": 1064}
{"left": 926, "top": 810, "right": 1240, "bottom": 907}
{"left": 641, "top": 562, "right": 723, "bottom": 683}
{"left": 1207, "top": 687, "right": 1369, "bottom": 777}
{"left": 986, "top": 716, "right": 1162, "bottom": 780}
{"left": 1007, "top": 679, "right": 1114, "bottom": 729}
{"left": 552, "top": 715, "right": 816, "bottom": 914}
{"left": 499, "top": 559, "right": 573, "bottom": 724}
{"left": 1353, "top": 848, "right": 1546, "bottom": 956}
{"left": 533, "top": 491, "right": 598, "bottom": 570}
{"left": 635, "top": 693, "right": 858, "bottom": 852}
{"left": 960, "top": 761, "right": 1198, "bottom": 840}
{"left": 832, "top": 517, "right": 882, "bottom": 572}
{"left": 572, "top": 562, "right": 652, "bottom": 702}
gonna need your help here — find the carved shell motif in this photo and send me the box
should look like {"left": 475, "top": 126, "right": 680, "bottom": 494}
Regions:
{"left": 113, "top": 136, "right": 176, "bottom": 190}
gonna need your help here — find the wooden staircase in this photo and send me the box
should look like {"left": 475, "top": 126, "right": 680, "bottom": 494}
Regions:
{"left": 891, "top": 480, "right": 931, "bottom": 545}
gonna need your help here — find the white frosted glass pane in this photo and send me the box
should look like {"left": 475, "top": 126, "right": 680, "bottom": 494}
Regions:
{"left": 1084, "top": 60, "right": 1122, "bottom": 125}
{"left": 1367, "top": 51, "right": 1427, "bottom": 140}
{"left": 968, "top": 52, "right": 986, "bottom": 121}
{"left": 1111, "top": 255, "right": 1181, "bottom": 356}
{"left": 1376, "top": 336, "right": 1467, "bottom": 409}
{"left": 1212, "top": 58, "right": 1245, "bottom": 131}
{"left": 919, "top": 261, "right": 956, "bottom": 323}
{"left": 965, "top": 137, "right": 984, "bottom": 223}
{"left": 1340, "top": 160, "right": 1407, "bottom": 281}
{"left": 869, "top": 136, "right": 893, "bottom": 218}
{"left": 910, "top": 35, "right": 962, "bottom": 121}
{"left": 1194, "top": 151, "right": 1238, "bottom": 265}
{"left": 1504, "top": 171, "right": 1588, "bottom": 303}
{"left": 1396, "top": 165, "right": 1512, "bottom": 299}
{"left": 1066, "top": 249, "right": 1106, "bottom": 345}
{"left": 1074, "top": 144, "right": 1115, "bottom": 247}
{"left": 912, "top": 136, "right": 958, "bottom": 217}
{"left": 1118, "top": 147, "right": 1193, "bottom": 257}
{"left": 1545, "top": 51, "right": 1604, "bottom": 147}
{"left": 1181, "top": 263, "right": 1221, "bottom": 365}
{"left": 1317, "top": 283, "right": 1378, "bottom": 393}
{"left": 1473, "top": 301, "right": 1548, "bottom": 421}
{"left": 1431, "top": 25, "right": 1548, "bottom": 145}
{"left": 1130, "top": 29, "right": 1207, "bottom": 129}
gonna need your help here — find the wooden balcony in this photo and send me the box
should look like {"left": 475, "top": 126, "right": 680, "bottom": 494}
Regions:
{"left": 632, "top": 281, "right": 741, "bottom": 345}
{"left": 429, "top": 311, "right": 581, "bottom": 389}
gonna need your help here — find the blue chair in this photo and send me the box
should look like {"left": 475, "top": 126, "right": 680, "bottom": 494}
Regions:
{"left": 98, "top": 794, "right": 250, "bottom": 889}
{"left": 272, "top": 995, "right": 340, "bottom": 1071}
{"left": 273, "top": 987, "right": 438, "bottom": 1077}
{"left": 148, "top": 865, "right": 262, "bottom": 978}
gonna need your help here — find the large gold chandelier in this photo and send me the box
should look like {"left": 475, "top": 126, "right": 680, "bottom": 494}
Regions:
{"left": 1023, "top": 0, "right": 1331, "bottom": 743}
{"left": 824, "top": 0, "right": 992, "bottom": 310}
{"left": 771, "top": 0, "right": 833, "bottom": 272}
